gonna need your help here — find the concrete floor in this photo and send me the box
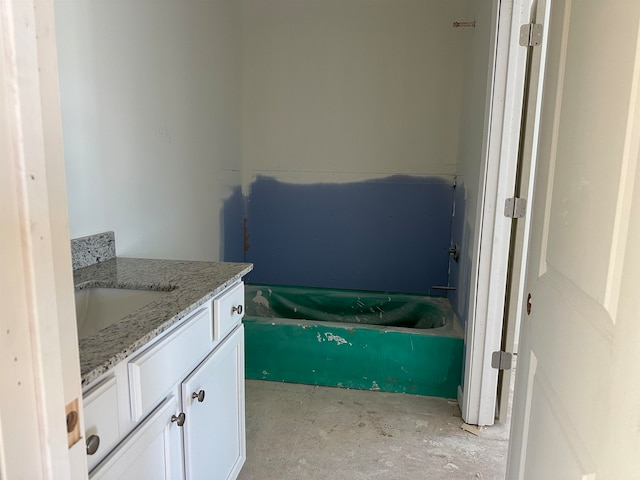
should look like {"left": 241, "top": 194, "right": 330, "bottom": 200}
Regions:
{"left": 237, "top": 380, "right": 510, "bottom": 480}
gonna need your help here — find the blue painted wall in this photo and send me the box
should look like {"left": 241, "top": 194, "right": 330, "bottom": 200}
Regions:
{"left": 242, "top": 175, "right": 454, "bottom": 294}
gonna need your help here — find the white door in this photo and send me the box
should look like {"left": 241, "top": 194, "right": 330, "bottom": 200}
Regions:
{"left": 507, "top": 0, "right": 640, "bottom": 478}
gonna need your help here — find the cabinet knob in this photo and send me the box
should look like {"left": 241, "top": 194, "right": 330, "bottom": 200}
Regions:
{"left": 171, "top": 412, "right": 186, "bottom": 427}
{"left": 232, "top": 304, "right": 243, "bottom": 315}
{"left": 191, "top": 389, "right": 206, "bottom": 403}
{"left": 86, "top": 434, "right": 100, "bottom": 455}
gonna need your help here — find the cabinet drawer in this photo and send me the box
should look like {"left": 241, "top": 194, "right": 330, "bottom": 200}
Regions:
{"left": 84, "top": 376, "right": 120, "bottom": 469}
{"left": 213, "top": 282, "right": 245, "bottom": 342}
{"left": 128, "top": 307, "right": 212, "bottom": 421}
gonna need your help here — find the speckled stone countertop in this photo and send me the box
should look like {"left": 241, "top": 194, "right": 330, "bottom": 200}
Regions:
{"left": 75, "top": 257, "right": 253, "bottom": 387}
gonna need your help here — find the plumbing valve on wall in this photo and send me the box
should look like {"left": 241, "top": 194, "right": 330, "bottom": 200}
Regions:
{"left": 449, "top": 243, "right": 461, "bottom": 262}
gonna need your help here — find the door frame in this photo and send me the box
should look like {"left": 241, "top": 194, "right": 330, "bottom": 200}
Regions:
{"left": 0, "top": 0, "right": 85, "bottom": 477}
{"left": 460, "top": 0, "right": 534, "bottom": 426}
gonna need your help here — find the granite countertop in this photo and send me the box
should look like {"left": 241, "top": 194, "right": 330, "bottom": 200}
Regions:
{"left": 75, "top": 257, "right": 253, "bottom": 386}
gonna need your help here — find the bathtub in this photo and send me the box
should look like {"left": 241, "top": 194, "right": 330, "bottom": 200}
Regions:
{"left": 243, "top": 284, "right": 463, "bottom": 398}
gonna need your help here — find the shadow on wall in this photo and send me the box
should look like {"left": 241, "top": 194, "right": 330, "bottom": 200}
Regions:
{"left": 219, "top": 185, "right": 245, "bottom": 262}
{"left": 221, "top": 175, "right": 455, "bottom": 295}
{"left": 448, "top": 177, "right": 469, "bottom": 330}
{"left": 447, "top": 177, "right": 471, "bottom": 387}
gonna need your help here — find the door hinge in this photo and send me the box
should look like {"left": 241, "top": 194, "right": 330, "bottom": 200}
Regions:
{"left": 504, "top": 197, "right": 527, "bottom": 218}
{"left": 519, "top": 23, "right": 543, "bottom": 47}
{"left": 491, "top": 351, "right": 513, "bottom": 370}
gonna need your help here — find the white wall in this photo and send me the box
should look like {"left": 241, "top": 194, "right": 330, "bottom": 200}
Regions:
{"left": 57, "top": 0, "right": 479, "bottom": 260}
{"left": 55, "top": 0, "right": 242, "bottom": 261}
{"left": 242, "top": 0, "right": 471, "bottom": 189}
{"left": 449, "top": 0, "right": 498, "bottom": 329}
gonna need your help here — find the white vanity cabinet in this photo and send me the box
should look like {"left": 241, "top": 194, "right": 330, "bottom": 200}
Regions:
{"left": 84, "top": 281, "right": 246, "bottom": 480}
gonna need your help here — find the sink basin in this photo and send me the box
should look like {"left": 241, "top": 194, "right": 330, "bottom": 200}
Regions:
{"left": 75, "top": 287, "right": 171, "bottom": 339}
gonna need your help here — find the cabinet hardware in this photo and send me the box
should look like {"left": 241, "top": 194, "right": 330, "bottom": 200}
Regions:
{"left": 192, "top": 390, "right": 206, "bottom": 403}
{"left": 171, "top": 412, "right": 186, "bottom": 427}
{"left": 86, "top": 435, "right": 100, "bottom": 455}
{"left": 232, "top": 305, "right": 243, "bottom": 315}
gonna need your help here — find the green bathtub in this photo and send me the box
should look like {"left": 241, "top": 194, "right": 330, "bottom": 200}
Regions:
{"left": 243, "top": 284, "right": 463, "bottom": 398}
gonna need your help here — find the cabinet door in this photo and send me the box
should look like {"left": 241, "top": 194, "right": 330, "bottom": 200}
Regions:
{"left": 182, "top": 325, "right": 245, "bottom": 480}
{"left": 89, "top": 396, "right": 183, "bottom": 480}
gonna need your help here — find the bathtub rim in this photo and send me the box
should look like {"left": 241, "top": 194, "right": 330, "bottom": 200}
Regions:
{"left": 242, "top": 312, "right": 464, "bottom": 338}
{"left": 245, "top": 283, "right": 460, "bottom": 334}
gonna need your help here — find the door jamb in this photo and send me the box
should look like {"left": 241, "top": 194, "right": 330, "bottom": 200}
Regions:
{"left": 0, "top": 0, "right": 85, "bottom": 476}
{"left": 460, "top": 0, "right": 534, "bottom": 427}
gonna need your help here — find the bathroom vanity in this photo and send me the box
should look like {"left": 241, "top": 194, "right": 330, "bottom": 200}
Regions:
{"left": 74, "top": 253, "right": 252, "bottom": 480}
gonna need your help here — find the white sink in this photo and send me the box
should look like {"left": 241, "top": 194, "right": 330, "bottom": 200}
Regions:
{"left": 75, "top": 287, "right": 171, "bottom": 339}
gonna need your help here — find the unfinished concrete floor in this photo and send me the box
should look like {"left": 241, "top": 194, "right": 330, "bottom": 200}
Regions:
{"left": 237, "top": 380, "right": 510, "bottom": 480}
